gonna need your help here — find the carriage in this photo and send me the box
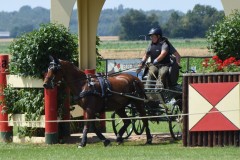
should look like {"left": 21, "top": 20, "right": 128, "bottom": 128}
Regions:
{"left": 43, "top": 56, "right": 184, "bottom": 147}
{"left": 111, "top": 77, "right": 183, "bottom": 141}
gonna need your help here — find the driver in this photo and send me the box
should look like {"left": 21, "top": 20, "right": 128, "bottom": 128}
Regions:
{"left": 137, "top": 27, "right": 181, "bottom": 89}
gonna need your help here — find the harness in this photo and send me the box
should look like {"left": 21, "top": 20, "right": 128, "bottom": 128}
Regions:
{"left": 74, "top": 74, "right": 148, "bottom": 111}
{"left": 76, "top": 73, "right": 112, "bottom": 100}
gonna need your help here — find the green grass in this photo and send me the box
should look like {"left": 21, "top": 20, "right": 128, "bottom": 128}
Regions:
{"left": 105, "top": 112, "right": 170, "bottom": 134}
{"left": 99, "top": 38, "right": 208, "bottom": 50}
{"left": 0, "top": 41, "right": 11, "bottom": 53}
{"left": 0, "top": 38, "right": 208, "bottom": 54}
{"left": 0, "top": 141, "right": 239, "bottom": 160}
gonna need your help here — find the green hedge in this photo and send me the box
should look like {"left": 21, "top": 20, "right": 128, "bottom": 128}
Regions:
{"left": 207, "top": 10, "right": 240, "bottom": 60}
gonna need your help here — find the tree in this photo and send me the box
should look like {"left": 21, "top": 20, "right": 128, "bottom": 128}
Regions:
{"left": 163, "top": 12, "right": 183, "bottom": 37}
{"left": 181, "top": 4, "right": 224, "bottom": 38}
{"left": 10, "top": 24, "right": 34, "bottom": 37}
{"left": 119, "top": 9, "right": 159, "bottom": 40}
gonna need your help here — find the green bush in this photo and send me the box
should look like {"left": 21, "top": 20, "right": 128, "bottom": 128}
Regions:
{"left": 206, "top": 10, "right": 240, "bottom": 60}
{"left": 9, "top": 23, "right": 78, "bottom": 78}
{"left": 3, "top": 86, "right": 44, "bottom": 120}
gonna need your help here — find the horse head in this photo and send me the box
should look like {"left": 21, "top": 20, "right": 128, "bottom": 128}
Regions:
{"left": 43, "top": 55, "right": 63, "bottom": 89}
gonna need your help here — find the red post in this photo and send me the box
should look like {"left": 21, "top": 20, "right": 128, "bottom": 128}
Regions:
{"left": 84, "top": 69, "right": 106, "bottom": 132}
{"left": 0, "top": 55, "right": 13, "bottom": 142}
{"left": 44, "top": 87, "right": 58, "bottom": 144}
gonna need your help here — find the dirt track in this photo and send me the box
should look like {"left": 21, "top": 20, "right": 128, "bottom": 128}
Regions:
{"left": 63, "top": 133, "right": 174, "bottom": 144}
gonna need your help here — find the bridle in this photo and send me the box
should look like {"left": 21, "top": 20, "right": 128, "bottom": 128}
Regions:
{"left": 43, "top": 61, "right": 62, "bottom": 89}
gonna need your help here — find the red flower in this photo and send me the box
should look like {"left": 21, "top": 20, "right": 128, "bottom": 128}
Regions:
{"left": 201, "top": 55, "right": 239, "bottom": 72}
{"left": 234, "top": 60, "right": 240, "bottom": 66}
{"left": 223, "top": 57, "right": 236, "bottom": 66}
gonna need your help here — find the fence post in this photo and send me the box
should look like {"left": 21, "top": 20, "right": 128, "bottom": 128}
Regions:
{"left": 84, "top": 69, "right": 106, "bottom": 132}
{"left": 44, "top": 87, "right": 58, "bottom": 144}
{"left": 0, "top": 55, "right": 13, "bottom": 142}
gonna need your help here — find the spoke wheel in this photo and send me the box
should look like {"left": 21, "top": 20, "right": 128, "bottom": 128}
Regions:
{"left": 168, "top": 100, "right": 183, "bottom": 140}
{"left": 132, "top": 105, "right": 145, "bottom": 135}
{"left": 111, "top": 108, "right": 133, "bottom": 139}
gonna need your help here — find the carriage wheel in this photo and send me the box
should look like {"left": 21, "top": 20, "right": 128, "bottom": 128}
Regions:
{"left": 132, "top": 104, "right": 145, "bottom": 135}
{"left": 111, "top": 108, "right": 133, "bottom": 139}
{"left": 168, "top": 100, "right": 183, "bottom": 140}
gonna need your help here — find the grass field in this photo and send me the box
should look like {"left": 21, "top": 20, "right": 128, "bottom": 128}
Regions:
{"left": 98, "top": 38, "right": 211, "bottom": 73}
{"left": 1, "top": 141, "right": 240, "bottom": 160}
{"left": 99, "top": 38, "right": 212, "bottom": 59}
{"left": 0, "top": 38, "right": 212, "bottom": 58}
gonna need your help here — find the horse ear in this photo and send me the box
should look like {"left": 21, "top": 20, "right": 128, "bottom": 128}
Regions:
{"left": 49, "top": 55, "right": 60, "bottom": 64}
{"left": 49, "top": 55, "right": 54, "bottom": 61}
{"left": 54, "top": 57, "right": 60, "bottom": 64}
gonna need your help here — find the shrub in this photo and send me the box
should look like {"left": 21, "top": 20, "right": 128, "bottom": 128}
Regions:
{"left": 3, "top": 86, "right": 44, "bottom": 119}
{"left": 9, "top": 23, "right": 78, "bottom": 78}
{"left": 206, "top": 10, "right": 240, "bottom": 60}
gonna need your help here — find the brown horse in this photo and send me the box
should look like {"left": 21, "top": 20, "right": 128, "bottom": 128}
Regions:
{"left": 43, "top": 56, "right": 152, "bottom": 148}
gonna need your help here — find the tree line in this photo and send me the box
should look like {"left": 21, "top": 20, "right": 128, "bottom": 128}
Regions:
{"left": 119, "top": 4, "right": 224, "bottom": 40}
{"left": 0, "top": 4, "right": 224, "bottom": 39}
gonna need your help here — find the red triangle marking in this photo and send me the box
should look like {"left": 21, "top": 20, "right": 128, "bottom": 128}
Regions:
{"left": 190, "top": 82, "right": 238, "bottom": 106}
{"left": 190, "top": 108, "right": 239, "bottom": 131}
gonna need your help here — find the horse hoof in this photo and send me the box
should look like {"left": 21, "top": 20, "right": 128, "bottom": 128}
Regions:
{"left": 145, "top": 139, "right": 152, "bottom": 145}
{"left": 77, "top": 145, "right": 83, "bottom": 149}
{"left": 103, "top": 139, "right": 111, "bottom": 147}
{"left": 117, "top": 138, "right": 124, "bottom": 145}
{"left": 116, "top": 137, "right": 123, "bottom": 145}
{"left": 117, "top": 141, "right": 124, "bottom": 145}
{"left": 78, "top": 143, "right": 86, "bottom": 148}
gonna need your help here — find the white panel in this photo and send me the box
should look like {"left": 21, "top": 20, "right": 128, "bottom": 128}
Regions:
{"left": 189, "top": 85, "right": 213, "bottom": 130}
{"left": 216, "top": 83, "right": 240, "bottom": 128}
{"left": 7, "top": 75, "right": 43, "bottom": 88}
{"left": 8, "top": 114, "right": 45, "bottom": 128}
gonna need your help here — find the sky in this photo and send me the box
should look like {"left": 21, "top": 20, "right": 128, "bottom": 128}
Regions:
{"left": 0, "top": 0, "right": 224, "bottom": 13}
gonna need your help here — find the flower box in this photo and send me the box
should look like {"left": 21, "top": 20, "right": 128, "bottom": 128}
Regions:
{"left": 8, "top": 114, "right": 45, "bottom": 128}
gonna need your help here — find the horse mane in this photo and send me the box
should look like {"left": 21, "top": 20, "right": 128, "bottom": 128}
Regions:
{"left": 59, "top": 59, "right": 86, "bottom": 78}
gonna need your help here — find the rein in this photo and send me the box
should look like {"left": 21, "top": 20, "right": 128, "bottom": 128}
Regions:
{"left": 107, "top": 88, "right": 149, "bottom": 103}
{"left": 60, "top": 67, "right": 140, "bottom": 85}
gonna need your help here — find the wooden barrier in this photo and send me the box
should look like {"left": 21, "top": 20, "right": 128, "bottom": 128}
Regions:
{"left": 182, "top": 72, "right": 240, "bottom": 147}
{"left": 2, "top": 71, "right": 71, "bottom": 144}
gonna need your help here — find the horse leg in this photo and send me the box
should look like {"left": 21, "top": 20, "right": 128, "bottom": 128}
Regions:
{"left": 78, "top": 111, "right": 92, "bottom": 148}
{"left": 133, "top": 101, "right": 152, "bottom": 144}
{"left": 78, "top": 122, "right": 89, "bottom": 148}
{"left": 115, "top": 108, "right": 131, "bottom": 145}
{"left": 91, "top": 121, "right": 111, "bottom": 147}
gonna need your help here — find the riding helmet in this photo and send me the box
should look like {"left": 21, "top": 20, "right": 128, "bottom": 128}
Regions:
{"left": 148, "top": 27, "right": 162, "bottom": 37}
